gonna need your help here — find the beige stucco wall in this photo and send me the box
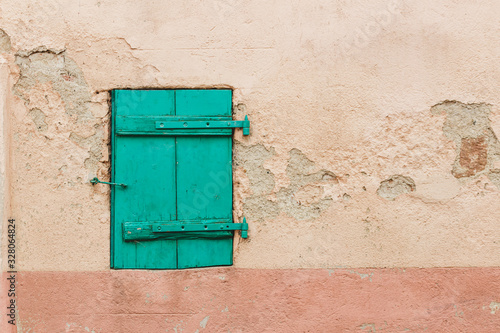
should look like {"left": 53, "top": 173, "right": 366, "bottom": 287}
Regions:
{"left": 1, "top": 0, "right": 500, "bottom": 271}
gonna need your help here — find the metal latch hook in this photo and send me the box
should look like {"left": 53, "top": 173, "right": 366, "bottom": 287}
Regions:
{"left": 90, "top": 177, "right": 127, "bottom": 188}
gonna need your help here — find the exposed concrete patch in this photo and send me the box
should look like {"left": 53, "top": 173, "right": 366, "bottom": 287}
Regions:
{"left": 488, "top": 169, "right": 500, "bottom": 189}
{"left": 275, "top": 149, "right": 337, "bottom": 220}
{"left": 235, "top": 145, "right": 337, "bottom": 221}
{"left": 490, "top": 301, "right": 500, "bottom": 315}
{"left": 28, "top": 108, "right": 47, "bottom": 132}
{"left": 14, "top": 46, "right": 93, "bottom": 120}
{"left": 360, "top": 323, "right": 377, "bottom": 332}
{"left": 377, "top": 175, "right": 416, "bottom": 201}
{"left": 294, "top": 184, "right": 323, "bottom": 205}
{"left": 0, "top": 29, "right": 11, "bottom": 53}
{"left": 13, "top": 46, "right": 103, "bottom": 173}
{"left": 199, "top": 316, "right": 209, "bottom": 328}
{"left": 233, "top": 144, "right": 275, "bottom": 195}
{"left": 431, "top": 101, "right": 500, "bottom": 180}
{"left": 234, "top": 144, "right": 279, "bottom": 222}
{"left": 69, "top": 130, "right": 105, "bottom": 171}
{"left": 240, "top": 195, "right": 280, "bottom": 222}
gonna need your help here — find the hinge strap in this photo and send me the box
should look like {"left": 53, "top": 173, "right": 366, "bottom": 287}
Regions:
{"left": 153, "top": 218, "right": 248, "bottom": 238}
{"left": 123, "top": 218, "right": 249, "bottom": 241}
{"left": 155, "top": 115, "right": 250, "bottom": 135}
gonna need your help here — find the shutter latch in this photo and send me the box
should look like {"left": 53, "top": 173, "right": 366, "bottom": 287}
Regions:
{"left": 90, "top": 177, "right": 127, "bottom": 187}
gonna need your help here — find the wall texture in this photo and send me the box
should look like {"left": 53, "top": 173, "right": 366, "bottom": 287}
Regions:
{"left": 1, "top": 0, "right": 500, "bottom": 332}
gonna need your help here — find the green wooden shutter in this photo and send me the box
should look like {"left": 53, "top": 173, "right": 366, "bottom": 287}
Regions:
{"left": 111, "top": 89, "right": 238, "bottom": 269}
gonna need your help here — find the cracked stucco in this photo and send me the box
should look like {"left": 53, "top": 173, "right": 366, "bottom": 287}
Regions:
{"left": 6, "top": 41, "right": 111, "bottom": 271}
{"left": 235, "top": 144, "right": 337, "bottom": 221}
{"left": 0, "top": 28, "right": 11, "bottom": 52}
{"left": 14, "top": 47, "right": 105, "bottom": 174}
{"left": 15, "top": 47, "right": 92, "bottom": 119}
{"left": 28, "top": 108, "right": 47, "bottom": 132}
{"left": 0, "top": 0, "right": 500, "bottom": 270}
{"left": 377, "top": 175, "right": 416, "bottom": 201}
{"left": 431, "top": 101, "right": 500, "bottom": 183}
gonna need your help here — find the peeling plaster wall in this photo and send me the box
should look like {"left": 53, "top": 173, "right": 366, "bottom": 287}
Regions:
{"left": 0, "top": 1, "right": 499, "bottom": 271}
{"left": 1, "top": 1, "right": 500, "bottom": 331}
{"left": 7, "top": 46, "right": 110, "bottom": 271}
{"left": 234, "top": 144, "right": 337, "bottom": 222}
{"left": 431, "top": 101, "right": 500, "bottom": 181}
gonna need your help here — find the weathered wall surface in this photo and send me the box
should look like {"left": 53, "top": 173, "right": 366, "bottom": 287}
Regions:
{"left": 0, "top": 0, "right": 500, "bottom": 332}
{"left": 1, "top": 0, "right": 500, "bottom": 271}
{"left": 11, "top": 268, "right": 500, "bottom": 332}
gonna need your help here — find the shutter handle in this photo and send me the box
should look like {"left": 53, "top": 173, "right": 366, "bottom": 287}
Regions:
{"left": 90, "top": 177, "right": 127, "bottom": 188}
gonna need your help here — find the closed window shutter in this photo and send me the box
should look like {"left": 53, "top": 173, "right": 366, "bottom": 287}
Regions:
{"left": 111, "top": 89, "right": 234, "bottom": 269}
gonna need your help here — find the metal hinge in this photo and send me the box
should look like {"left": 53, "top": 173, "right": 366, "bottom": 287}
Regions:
{"left": 123, "top": 218, "right": 249, "bottom": 241}
{"left": 153, "top": 218, "right": 248, "bottom": 238}
{"left": 156, "top": 115, "right": 250, "bottom": 135}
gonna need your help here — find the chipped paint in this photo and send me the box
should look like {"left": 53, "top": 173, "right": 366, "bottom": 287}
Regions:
{"left": 0, "top": 29, "right": 11, "bottom": 52}
{"left": 360, "top": 323, "right": 378, "bottom": 332}
{"left": 489, "top": 301, "right": 500, "bottom": 315}
{"left": 199, "top": 316, "right": 209, "bottom": 329}
{"left": 431, "top": 101, "right": 500, "bottom": 181}
{"left": 235, "top": 145, "right": 337, "bottom": 221}
{"left": 376, "top": 175, "right": 416, "bottom": 200}
{"left": 328, "top": 268, "right": 374, "bottom": 282}
{"left": 14, "top": 47, "right": 105, "bottom": 174}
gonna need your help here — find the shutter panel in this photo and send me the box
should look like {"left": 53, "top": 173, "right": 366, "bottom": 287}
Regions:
{"left": 112, "top": 90, "right": 177, "bottom": 269}
{"left": 175, "top": 90, "right": 233, "bottom": 268}
{"left": 111, "top": 89, "right": 234, "bottom": 269}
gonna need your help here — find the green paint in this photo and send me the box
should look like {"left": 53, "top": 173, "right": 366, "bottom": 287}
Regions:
{"left": 155, "top": 117, "right": 249, "bottom": 135}
{"left": 123, "top": 219, "right": 248, "bottom": 241}
{"left": 111, "top": 89, "right": 240, "bottom": 269}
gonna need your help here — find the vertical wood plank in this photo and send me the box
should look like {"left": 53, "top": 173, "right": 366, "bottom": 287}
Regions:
{"left": 112, "top": 90, "right": 177, "bottom": 269}
{"left": 175, "top": 90, "right": 234, "bottom": 268}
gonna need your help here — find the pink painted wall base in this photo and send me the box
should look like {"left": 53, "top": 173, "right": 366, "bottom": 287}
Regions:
{"left": 4, "top": 268, "right": 500, "bottom": 332}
